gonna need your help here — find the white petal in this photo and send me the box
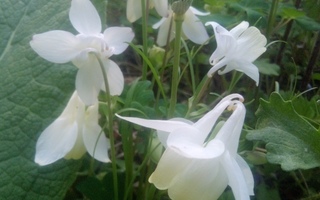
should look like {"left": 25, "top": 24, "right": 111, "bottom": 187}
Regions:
{"left": 30, "top": 30, "right": 80, "bottom": 63}
{"left": 168, "top": 128, "right": 225, "bottom": 159}
{"left": 83, "top": 104, "right": 110, "bottom": 162}
{"left": 103, "top": 27, "right": 134, "bottom": 55}
{"left": 229, "top": 21, "right": 249, "bottom": 38}
{"left": 102, "top": 59, "right": 124, "bottom": 96}
{"left": 69, "top": 0, "right": 101, "bottom": 35}
{"left": 35, "top": 119, "right": 78, "bottom": 165}
{"left": 64, "top": 126, "right": 86, "bottom": 160}
{"left": 157, "top": 118, "right": 193, "bottom": 148}
{"left": 126, "top": 0, "right": 142, "bottom": 22}
{"left": 237, "top": 27, "right": 267, "bottom": 62}
{"left": 168, "top": 156, "right": 227, "bottom": 200}
{"left": 215, "top": 101, "right": 246, "bottom": 155}
{"left": 236, "top": 155, "right": 255, "bottom": 195}
{"left": 182, "top": 9, "right": 209, "bottom": 44}
{"left": 153, "top": 0, "right": 169, "bottom": 17}
{"left": 206, "top": 22, "right": 237, "bottom": 66}
{"left": 220, "top": 60, "right": 260, "bottom": 86}
{"left": 75, "top": 56, "right": 103, "bottom": 105}
{"left": 221, "top": 152, "right": 251, "bottom": 200}
{"left": 189, "top": 6, "right": 210, "bottom": 16}
{"left": 152, "top": 17, "right": 167, "bottom": 29}
{"left": 149, "top": 148, "right": 192, "bottom": 189}
{"left": 116, "top": 114, "right": 189, "bottom": 132}
{"left": 193, "top": 99, "right": 232, "bottom": 142}
{"left": 155, "top": 15, "right": 174, "bottom": 46}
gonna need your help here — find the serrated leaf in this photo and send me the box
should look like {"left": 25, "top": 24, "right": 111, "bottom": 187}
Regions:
{"left": 0, "top": 0, "right": 105, "bottom": 199}
{"left": 247, "top": 93, "right": 320, "bottom": 171}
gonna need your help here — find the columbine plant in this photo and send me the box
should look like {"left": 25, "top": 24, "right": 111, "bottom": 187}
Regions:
{"left": 206, "top": 21, "right": 267, "bottom": 85}
{"left": 153, "top": 6, "right": 209, "bottom": 46}
{"left": 117, "top": 94, "right": 254, "bottom": 200}
{"left": 35, "top": 91, "right": 110, "bottom": 166}
{"left": 30, "top": 0, "right": 134, "bottom": 105}
{"left": 127, "top": 0, "right": 169, "bottom": 22}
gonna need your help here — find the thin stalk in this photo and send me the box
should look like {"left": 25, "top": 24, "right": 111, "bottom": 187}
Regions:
{"left": 266, "top": 0, "right": 280, "bottom": 40}
{"left": 168, "top": 13, "right": 184, "bottom": 117}
{"left": 92, "top": 53, "right": 118, "bottom": 200}
{"left": 185, "top": 76, "right": 211, "bottom": 117}
{"left": 141, "top": 0, "right": 149, "bottom": 80}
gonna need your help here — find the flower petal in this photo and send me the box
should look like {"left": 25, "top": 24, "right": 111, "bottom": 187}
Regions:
{"left": 103, "top": 27, "right": 135, "bottom": 55}
{"left": 126, "top": 0, "right": 142, "bottom": 22}
{"left": 221, "top": 151, "right": 252, "bottom": 200}
{"left": 168, "top": 127, "right": 225, "bottom": 159}
{"left": 215, "top": 100, "right": 246, "bottom": 155}
{"left": 35, "top": 119, "right": 78, "bottom": 165}
{"left": 206, "top": 21, "right": 237, "bottom": 67}
{"left": 220, "top": 60, "right": 260, "bottom": 86}
{"left": 149, "top": 148, "right": 192, "bottom": 189}
{"left": 155, "top": 14, "right": 174, "bottom": 46}
{"left": 168, "top": 156, "right": 228, "bottom": 200}
{"left": 236, "top": 155, "right": 255, "bottom": 195}
{"left": 153, "top": 0, "right": 169, "bottom": 17}
{"left": 157, "top": 118, "right": 193, "bottom": 148}
{"left": 116, "top": 114, "right": 189, "bottom": 133}
{"left": 182, "top": 9, "right": 209, "bottom": 45}
{"left": 236, "top": 27, "right": 267, "bottom": 62}
{"left": 189, "top": 6, "right": 210, "bottom": 16}
{"left": 69, "top": 0, "right": 101, "bottom": 35}
{"left": 101, "top": 59, "right": 124, "bottom": 96}
{"left": 229, "top": 21, "right": 249, "bottom": 38}
{"left": 30, "top": 30, "right": 80, "bottom": 63}
{"left": 75, "top": 56, "right": 103, "bottom": 105}
{"left": 83, "top": 104, "right": 110, "bottom": 162}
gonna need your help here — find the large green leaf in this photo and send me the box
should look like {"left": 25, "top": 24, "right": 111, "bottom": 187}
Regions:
{"left": 247, "top": 93, "right": 320, "bottom": 171}
{"left": 0, "top": 0, "right": 105, "bottom": 199}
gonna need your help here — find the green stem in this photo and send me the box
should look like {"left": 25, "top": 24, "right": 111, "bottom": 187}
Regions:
{"left": 141, "top": 0, "right": 149, "bottom": 80}
{"left": 168, "top": 13, "right": 184, "bottom": 118}
{"left": 92, "top": 53, "right": 118, "bottom": 200}
{"left": 266, "top": 0, "right": 279, "bottom": 40}
{"left": 185, "top": 75, "right": 211, "bottom": 117}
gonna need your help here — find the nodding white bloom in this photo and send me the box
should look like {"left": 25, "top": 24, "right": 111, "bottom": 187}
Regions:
{"left": 30, "top": 0, "right": 134, "bottom": 105}
{"left": 153, "top": 7, "right": 209, "bottom": 46}
{"left": 117, "top": 94, "right": 254, "bottom": 200}
{"left": 35, "top": 91, "right": 110, "bottom": 166}
{"left": 206, "top": 21, "right": 267, "bottom": 86}
{"left": 127, "top": 0, "right": 169, "bottom": 22}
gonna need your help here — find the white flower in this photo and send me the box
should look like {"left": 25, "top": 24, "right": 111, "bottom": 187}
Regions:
{"left": 127, "top": 0, "right": 169, "bottom": 22}
{"left": 153, "top": 7, "right": 209, "bottom": 46}
{"left": 30, "top": 0, "right": 134, "bottom": 105}
{"left": 116, "top": 94, "right": 254, "bottom": 200}
{"left": 35, "top": 91, "right": 110, "bottom": 166}
{"left": 206, "top": 21, "right": 267, "bottom": 85}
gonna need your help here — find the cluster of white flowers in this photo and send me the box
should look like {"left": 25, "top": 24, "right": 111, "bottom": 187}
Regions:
{"left": 30, "top": 0, "right": 267, "bottom": 199}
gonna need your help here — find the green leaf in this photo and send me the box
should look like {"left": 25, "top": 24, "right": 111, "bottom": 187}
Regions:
{"left": 247, "top": 93, "right": 320, "bottom": 171}
{"left": 255, "top": 58, "right": 280, "bottom": 76}
{"left": 0, "top": 0, "right": 105, "bottom": 199}
{"left": 295, "top": 15, "right": 320, "bottom": 31}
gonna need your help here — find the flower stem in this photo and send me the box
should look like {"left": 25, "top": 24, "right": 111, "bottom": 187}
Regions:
{"left": 266, "top": 0, "right": 280, "bottom": 40}
{"left": 141, "top": 0, "right": 149, "bottom": 80}
{"left": 92, "top": 53, "right": 118, "bottom": 200}
{"left": 168, "top": 13, "right": 184, "bottom": 118}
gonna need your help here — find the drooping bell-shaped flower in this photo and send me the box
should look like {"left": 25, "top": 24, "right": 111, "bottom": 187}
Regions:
{"left": 153, "top": 7, "right": 209, "bottom": 46}
{"left": 206, "top": 21, "right": 267, "bottom": 85}
{"left": 127, "top": 0, "right": 169, "bottom": 22}
{"left": 30, "top": 0, "right": 134, "bottom": 105}
{"left": 117, "top": 94, "right": 254, "bottom": 200}
{"left": 35, "top": 91, "right": 110, "bottom": 166}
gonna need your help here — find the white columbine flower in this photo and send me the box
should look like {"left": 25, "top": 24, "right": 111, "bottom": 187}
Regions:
{"left": 127, "top": 0, "right": 169, "bottom": 22}
{"left": 35, "top": 91, "right": 110, "bottom": 166}
{"left": 117, "top": 94, "right": 254, "bottom": 200}
{"left": 206, "top": 21, "right": 267, "bottom": 85}
{"left": 30, "top": 0, "right": 134, "bottom": 105}
{"left": 153, "top": 7, "right": 209, "bottom": 46}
